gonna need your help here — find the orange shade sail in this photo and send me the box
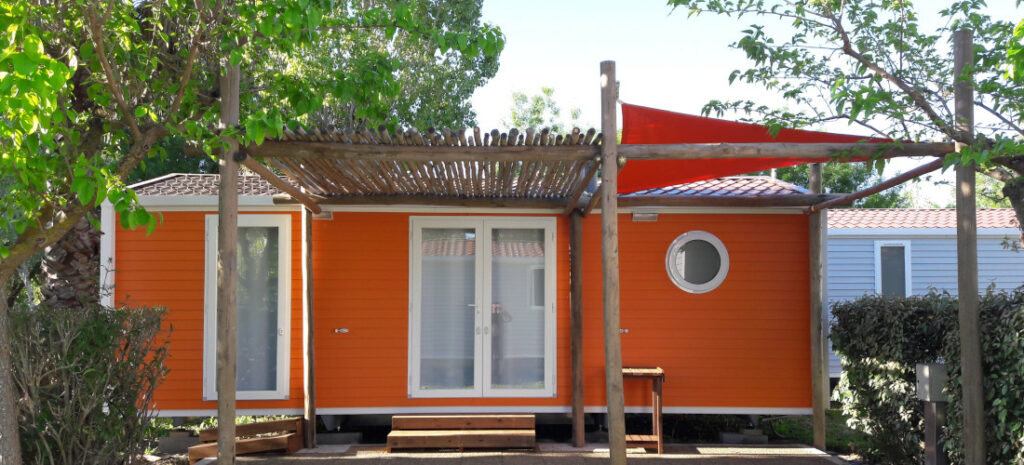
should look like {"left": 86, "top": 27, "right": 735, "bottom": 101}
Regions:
{"left": 618, "top": 103, "right": 884, "bottom": 193}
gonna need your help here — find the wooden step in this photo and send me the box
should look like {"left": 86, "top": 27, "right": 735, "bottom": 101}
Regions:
{"left": 188, "top": 432, "right": 302, "bottom": 464}
{"left": 198, "top": 418, "right": 303, "bottom": 442}
{"left": 625, "top": 433, "right": 660, "bottom": 449}
{"left": 392, "top": 414, "right": 534, "bottom": 430}
{"left": 386, "top": 429, "right": 535, "bottom": 451}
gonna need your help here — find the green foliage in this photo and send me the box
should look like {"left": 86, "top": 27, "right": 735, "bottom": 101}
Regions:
{"left": 764, "top": 410, "right": 873, "bottom": 455}
{"left": 757, "top": 163, "right": 909, "bottom": 208}
{"left": 666, "top": 0, "right": 1024, "bottom": 230}
{"left": 0, "top": 0, "right": 504, "bottom": 266}
{"left": 9, "top": 304, "right": 171, "bottom": 465}
{"left": 831, "top": 289, "right": 1024, "bottom": 464}
{"left": 502, "top": 87, "right": 582, "bottom": 133}
{"left": 943, "top": 289, "right": 1024, "bottom": 465}
{"left": 831, "top": 292, "right": 956, "bottom": 464}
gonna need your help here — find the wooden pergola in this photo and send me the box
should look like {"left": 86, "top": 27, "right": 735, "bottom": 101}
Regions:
{"left": 211, "top": 34, "right": 983, "bottom": 465}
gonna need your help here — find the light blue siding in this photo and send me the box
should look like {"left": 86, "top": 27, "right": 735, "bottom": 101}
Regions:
{"left": 826, "top": 232, "right": 1024, "bottom": 377}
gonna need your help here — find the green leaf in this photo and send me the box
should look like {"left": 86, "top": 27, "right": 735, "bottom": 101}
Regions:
{"left": 229, "top": 48, "right": 243, "bottom": 67}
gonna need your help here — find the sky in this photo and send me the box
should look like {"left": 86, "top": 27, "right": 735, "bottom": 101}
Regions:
{"left": 468, "top": 0, "right": 1022, "bottom": 207}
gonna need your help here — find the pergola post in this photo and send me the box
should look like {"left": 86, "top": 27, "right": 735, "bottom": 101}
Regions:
{"left": 808, "top": 163, "right": 828, "bottom": 450}
{"left": 954, "top": 29, "right": 984, "bottom": 465}
{"left": 569, "top": 210, "right": 585, "bottom": 447}
{"left": 301, "top": 206, "right": 317, "bottom": 448}
{"left": 216, "top": 63, "right": 240, "bottom": 464}
{"left": 600, "top": 60, "right": 627, "bottom": 465}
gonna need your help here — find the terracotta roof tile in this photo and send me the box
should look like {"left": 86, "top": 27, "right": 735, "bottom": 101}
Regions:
{"left": 621, "top": 176, "right": 808, "bottom": 197}
{"left": 828, "top": 209, "right": 1018, "bottom": 229}
{"left": 130, "top": 174, "right": 808, "bottom": 199}
{"left": 129, "top": 173, "right": 287, "bottom": 196}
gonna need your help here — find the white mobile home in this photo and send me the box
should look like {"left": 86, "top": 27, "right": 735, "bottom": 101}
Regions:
{"left": 826, "top": 209, "right": 1023, "bottom": 376}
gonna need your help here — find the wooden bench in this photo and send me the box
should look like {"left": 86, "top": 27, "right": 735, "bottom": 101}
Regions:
{"left": 187, "top": 417, "right": 304, "bottom": 464}
{"left": 386, "top": 414, "right": 536, "bottom": 452}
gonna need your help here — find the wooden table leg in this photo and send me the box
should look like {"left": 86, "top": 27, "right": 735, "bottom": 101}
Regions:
{"left": 653, "top": 377, "right": 663, "bottom": 454}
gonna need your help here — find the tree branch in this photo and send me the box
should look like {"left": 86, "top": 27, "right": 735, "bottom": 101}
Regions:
{"left": 85, "top": 2, "right": 142, "bottom": 139}
{"left": 974, "top": 99, "right": 1024, "bottom": 137}
{"left": 822, "top": 7, "right": 957, "bottom": 139}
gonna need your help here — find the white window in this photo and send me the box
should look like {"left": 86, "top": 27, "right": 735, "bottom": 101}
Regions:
{"left": 665, "top": 231, "right": 730, "bottom": 294}
{"left": 408, "top": 217, "right": 556, "bottom": 398}
{"left": 203, "top": 214, "right": 292, "bottom": 400}
{"left": 874, "top": 240, "right": 912, "bottom": 297}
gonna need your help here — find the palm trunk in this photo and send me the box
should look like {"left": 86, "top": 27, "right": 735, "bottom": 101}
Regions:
{"left": 41, "top": 214, "right": 101, "bottom": 308}
{"left": 0, "top": 271, "right": 23, "bottom": 465}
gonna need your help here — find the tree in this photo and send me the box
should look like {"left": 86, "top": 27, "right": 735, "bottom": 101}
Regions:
{"left": 668, "top": 0, "right": 1024, "bottom": 243}
{"left": 0, "top": 2, "right": 502, "bottom": 462}
{"left": 308, "top": 0, "right": 501, "bottom": 130}
{"left": 502, "top": 87, "right": 583, "bottom": 133}
{"left": 759, "top": 163, "right": 909, "bottom": 208}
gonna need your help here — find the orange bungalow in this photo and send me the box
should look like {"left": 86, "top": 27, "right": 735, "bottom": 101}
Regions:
{"left": 100, "top": 93, "right": 954, "bottom": 454}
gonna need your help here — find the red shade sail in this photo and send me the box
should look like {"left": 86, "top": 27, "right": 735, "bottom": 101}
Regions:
{"left": 618, "top": 103, "right": 884, "bottom": 193}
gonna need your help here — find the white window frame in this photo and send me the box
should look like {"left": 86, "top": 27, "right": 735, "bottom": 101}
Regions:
{"left": 874, "top": 240, "right": 912, "bottom": 297}
{"left": 203, "top": 214, "right": 292, "bottom": 400}
{"left": 408, "top": 216, "right": 557, "bottom": 399}
{"left": 665, "top": 230, "right": 730, "bottom": 294}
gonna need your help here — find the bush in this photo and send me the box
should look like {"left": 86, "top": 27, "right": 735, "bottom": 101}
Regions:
{"left": 9, "top": 304, "right": 170, "bottom": 465}
{"left": 943, "top": 289, "right": 1024, "bottom": 465}
{"left": 830, "top": 292, "right": 956, "bottom": 464}
{"left": 831, "top": 288, "right": 1024, "bottom": 465}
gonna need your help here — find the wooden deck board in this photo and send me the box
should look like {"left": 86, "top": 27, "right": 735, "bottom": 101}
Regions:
{"left": 392, "top": 414, "right": 535, "bottom": 430}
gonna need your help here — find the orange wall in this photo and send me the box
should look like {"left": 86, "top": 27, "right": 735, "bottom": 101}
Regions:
{"left": 117, "top": 210, "right": 810, "bottom": 412}
{"left": 116, "top": 211, "right": 305, "bottom": 411}
{"left": 581, "top": 213, "right": 811, "bottom": 409}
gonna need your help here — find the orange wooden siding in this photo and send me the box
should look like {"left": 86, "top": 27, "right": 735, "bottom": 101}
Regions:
{"left": 115, "top": 211, "right": 305, "bottom": 411}
{"left": 313, "top": 212, "right": 572, "bottom": 408}
{"left": 118, "top": 210, "right": 810, "bottom": 412}
{"left": 580, "top": 213, "right": 811, "bottom": 409}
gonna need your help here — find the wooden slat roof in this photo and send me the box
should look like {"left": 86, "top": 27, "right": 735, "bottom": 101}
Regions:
{"left": 244, "top": 125, "right": 602, "bottom": 208}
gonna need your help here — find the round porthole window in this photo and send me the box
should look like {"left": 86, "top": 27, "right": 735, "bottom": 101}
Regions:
{"left": 665, "top": 231, "right": 729, "bottom": 294}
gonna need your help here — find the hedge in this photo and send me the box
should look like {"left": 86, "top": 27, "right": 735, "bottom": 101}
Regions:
{"left": 9, "top": 304, "right": 170, "bottom": 465}
{"left": 831, "top": 288, "right": 1024, "bottom": 465}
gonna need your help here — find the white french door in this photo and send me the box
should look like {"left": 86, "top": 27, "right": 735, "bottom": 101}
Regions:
{"left": 409, "top": 217, "right": 556, "bottom": 398}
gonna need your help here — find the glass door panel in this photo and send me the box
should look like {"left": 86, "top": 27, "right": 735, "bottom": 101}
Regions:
{"left": 416, "top": 227, "right": 480, "bottom": 393}
{"left": 487, "top": 228, "right": 547, "bottom": 393}
{"left": 237, "top": 226, "right": 280, "bottom": 391}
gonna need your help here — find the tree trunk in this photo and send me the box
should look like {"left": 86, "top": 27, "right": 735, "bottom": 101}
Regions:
{"left": 0, "top": 270, "right": 23, "bottom": 465}
{"left": 1002, "top": 177, "right": 1024, "bottom": 248}
{"left": 41, "top": 213, "right": 101, "bottom": 308}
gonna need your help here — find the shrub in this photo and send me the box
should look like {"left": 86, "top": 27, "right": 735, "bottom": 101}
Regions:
{"left": 831, "top": 291, "right": 957, "bottom": 464}
{"left": 9, "top": 304, "right": 170, "bottom": 465}
{"left": 943, "top": 289, "right": 1024, "bottom": 465}
{"left": 831, "top": 288, "right": 1024, "bottom": 465}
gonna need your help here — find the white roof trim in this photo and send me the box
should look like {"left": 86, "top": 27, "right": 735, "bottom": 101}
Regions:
{"left": 829, "top": 227, "right": 1020, "bottom": 236}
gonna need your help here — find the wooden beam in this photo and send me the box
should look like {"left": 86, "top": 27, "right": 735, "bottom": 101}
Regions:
{"left": 301, "top": 206, "right": 316, "bottom": 449}
{"left": 600, "top": 60, "right": 627, "bottom": 465}
{"left": 583, "top": 185, "right": 603, "bottom": 216}
{"left": 618, "top": 141, "right": 954, "bottom": 160}
{"left": 216, "top": 63, "right": 240, "bottom": 465}
{"left": 569, "top": 210, "right": 585, "bottom": 448}
{"left": 563, "top": 161, "right": 600, "bottom": 215}
{"left": 808, "top": 163, "right": 827, "bottom": 451}
{"left": 954, "top": 29, "right": 984, "bottom": 465}
{"left": 242, "top": 157, "right": 322, "bottom": 214}
{"left": 246, "top": 140, "right": 599, "bottom": 162}
{"left": 618, "top": 193, "right": 839, "bottom": 208}
{"left": 806, "top": 158, "right": 945, "bottom": 212}
{"left": 274, "top": 194, "right": 565, "bottom": 209}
